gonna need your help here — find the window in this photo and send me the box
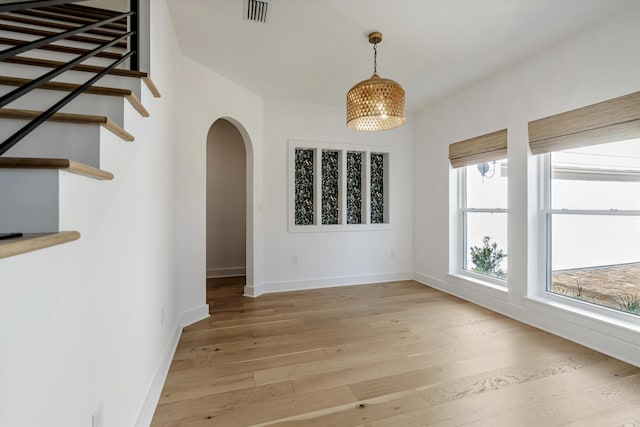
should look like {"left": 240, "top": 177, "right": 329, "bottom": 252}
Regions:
{"left": 529, "top": 91, "right": 640, "bottom": 316}
{"left": 449, "top": 129, "right": 508, "bottom": 284}
{"left": 543, "top": 138, "right": 640, "bottom": 315}
{"left": 460, "top": 160, "right": 509, "bottom": 282}
{"left": 289, "top": 141, "right": 389, "bottom": 231}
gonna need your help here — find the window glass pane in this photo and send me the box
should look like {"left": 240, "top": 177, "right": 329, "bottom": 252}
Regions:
{"left": 551, "top": 138, "right": 640, "bottom": 210}
{"left": 464, "top": 212, "right": 508, "bottom": 280}
{"left": 465, "top": 160, "right": 508, "bottom": 209}
{"left": 550, "top": 214, "right": 640, "bottom": 315}
{"left": 371, "top": 153, "right": 385, "bottom": 224}
{"left": 346, "top": 151, "right": 363, "bottom": 224}
{"left": 294, "top": 148, "right": 314, "bottom": 225}
{"left": 322, "top": 150, "right": 339, "bottom": 225}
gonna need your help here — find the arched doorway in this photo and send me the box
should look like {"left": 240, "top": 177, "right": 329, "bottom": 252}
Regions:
{"left": 206, "top": 118, "right": 250, "bottom": 290}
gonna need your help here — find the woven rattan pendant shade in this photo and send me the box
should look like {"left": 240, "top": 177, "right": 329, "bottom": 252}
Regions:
{"left": 347, "top": 74, "right": 405, "bottom": 131}
{"left": 346, "top": 32, "right": 406, "bottom": 132}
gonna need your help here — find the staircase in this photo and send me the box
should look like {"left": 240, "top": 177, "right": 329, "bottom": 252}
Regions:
{"left": 0, "top": 0, "right": 159, "bottom": 259}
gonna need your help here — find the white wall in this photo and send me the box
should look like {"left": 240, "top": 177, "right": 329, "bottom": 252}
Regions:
{"left": 0, "top": 1, "right": 183, "bottom": 426}
{"left": 171, "top": 54, "right": 264, "bottom": 309}
{"left": 413, "top": 5, "right": 640, "bottom": 367}
{"left": 258, "top": 98, "right": 414, "bottom": 295}
{"left": 206, "top": 119, "right": 247, "bottom": 277}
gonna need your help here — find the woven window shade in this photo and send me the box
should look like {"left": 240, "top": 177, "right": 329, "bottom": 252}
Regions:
{"left": 449, "top": 129, "right": 508, "bottom": 169}
{"left": 529, "top": 91, "right": 640, "bottom": 155}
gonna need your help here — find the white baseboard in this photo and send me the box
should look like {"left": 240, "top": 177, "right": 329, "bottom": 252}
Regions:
{"left": 243, "top": 284, "right": 260, "bottom": 298}
{"left": 206, "top": 267, "right": 246, "bottom": 278}
{"left": 413, "top": 272, "right": 640, "bottom": 368}
{"left": 134, "top": 304, "right": 210, "bottom": 427}
{"left": 134, "top": 324, "right": 182, "bottom": 427}
{"left": 247, "top": 271, "right": 413, "bottom": 297}
{"left": 179, "top": 304, "right": 210, "bottom": 327}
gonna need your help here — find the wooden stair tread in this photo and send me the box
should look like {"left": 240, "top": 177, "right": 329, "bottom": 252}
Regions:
{"left": 54, "top": 3, "right": 124, "bottom": 17}
{"left": 0, "top": 231, "right": 80, "bottom": 259}
{"left": 3, "top": 56, "right": 162, "bottom": 98}
{"left": 0, "top": 157, "right": 114, "bottom": 180}
{"left": 11, "top": 10, "right": 127, "bottom": 32}
{"left": 0, "top": 76, "right": 149, "bottom": 117}
{"left": 0, "top": 13, "right": 124, "bottom": 39}
{"left": 0, "top": 36, "right": 123, "bottom": 60}
{"left": 44, "top": 5, "right": 128, "bottom": 26}
{"left": 0, "top": 23, "right": 128, "bottom": 49}
{"left": 0, "top": 107, "right": 134, "bottom": 141}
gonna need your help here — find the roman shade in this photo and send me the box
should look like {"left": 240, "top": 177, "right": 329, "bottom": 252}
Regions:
{"left": 448, "top": 129, "right": 508, "bottom": 169}
{"left": 529, "top": 91, "right": 640, "bottom": 155}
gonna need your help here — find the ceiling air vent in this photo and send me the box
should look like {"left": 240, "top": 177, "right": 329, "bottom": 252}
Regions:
{"left": 243, "top": 0, "right": 269, "bottom": 23}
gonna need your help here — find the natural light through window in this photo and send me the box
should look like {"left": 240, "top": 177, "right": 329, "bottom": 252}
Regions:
{"left": 460, "top": 159, "right": 508, "bottom": 283}
{"left": 546, "top": 138, "right": 640, "bottom": 315}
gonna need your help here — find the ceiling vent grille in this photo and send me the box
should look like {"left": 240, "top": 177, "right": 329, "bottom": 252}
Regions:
{"left": 244, "top": 0, "right": 269, "bottom": 23}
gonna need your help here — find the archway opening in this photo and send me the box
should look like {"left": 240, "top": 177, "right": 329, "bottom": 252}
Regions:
{"left": 206, "top": 119, "right": 248, "bottom": 292}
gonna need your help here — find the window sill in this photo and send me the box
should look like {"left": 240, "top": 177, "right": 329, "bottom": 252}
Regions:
{"left": 446, "top": 272, "right": 508, "bottom": 301}
{"left": 523, "top": 294, "right": 640, "bottom": 342}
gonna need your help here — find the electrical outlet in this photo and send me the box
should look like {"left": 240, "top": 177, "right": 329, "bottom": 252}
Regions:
{"left": 161, "top": 305, "right": 166, "bottom": 327}
{"left": 91, "top": 401, "right": 103, "bottom": 427}
{"left": 292, "top": 256, "right": 298, "bottom": 265}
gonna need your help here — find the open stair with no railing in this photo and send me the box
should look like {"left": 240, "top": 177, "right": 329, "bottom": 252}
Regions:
{"left": 0, "top": 0, "right": 160, "bottom": 258}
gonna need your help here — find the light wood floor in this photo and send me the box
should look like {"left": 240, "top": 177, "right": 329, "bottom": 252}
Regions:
{"left": 151, "top": 278, "right": 640, "bottom": 426}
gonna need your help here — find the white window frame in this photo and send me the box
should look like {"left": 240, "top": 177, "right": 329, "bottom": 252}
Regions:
{"left": 457, "top": 164, "right": 508, "bottom": 287}
{"left": 288, "top": 140, "right": 391, "bottom": 232}
{"left": 539, "top": 153, "right": 640, "bottom": 320}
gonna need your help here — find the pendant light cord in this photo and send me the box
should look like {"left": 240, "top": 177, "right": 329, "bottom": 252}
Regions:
{"left": 373, "top": 42, "right": 378, "bottom": 74}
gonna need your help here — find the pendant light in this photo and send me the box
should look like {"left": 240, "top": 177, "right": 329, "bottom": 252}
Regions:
{"left": 346, "top": 31, "right": 405, "bottom": 131}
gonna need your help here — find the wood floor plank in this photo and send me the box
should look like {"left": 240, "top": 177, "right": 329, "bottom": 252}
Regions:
{"left": 292, "top": 328, "right": 570, "bottom": 396}
{"left": 150, "top": 279, "right": 640, "bottom": 426}
{"left": 477, "top": 371, "right": 640, "bottom": 426}
{"left": 152, "top": 380, "right": 294, "bottom": 424}
{"left": 252, "top": 390, "right": 429, "bottom": 426}
{"left": 253, "top": 346, "right": 405, "bottom": 386}
{"left": 350, "top": 342, "right": 609, "bottom": 401}
{"left": 154, "top": 386, "right": 358, "bottom": 427}
{"left": 158, "top": 372, "right": 255, "bottom": 405}
{"left": 357, "top": 359, "right": 638, "bottom": 427}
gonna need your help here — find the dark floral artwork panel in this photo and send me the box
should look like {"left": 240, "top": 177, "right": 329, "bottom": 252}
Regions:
{"left": 322, "top": 150, "right": 340, "bottom": 224}
{"left": 347, "top": 151, "right": 363, "bottom": 224}
{"left": 370, "top": 153, "right": 385, "bottom": 223}
{"left": 295, "top": 148, "right": 314, "bottom": 225}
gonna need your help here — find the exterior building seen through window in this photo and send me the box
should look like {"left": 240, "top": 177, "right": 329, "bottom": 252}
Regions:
{"left": 546, "top": 138, "right": 640, "bottom": 316}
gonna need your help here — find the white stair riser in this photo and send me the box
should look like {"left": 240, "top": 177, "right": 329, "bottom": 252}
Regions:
{"left": 1, "top": 120, "right": 102, "bottom": 167}
{"left": 0, "top": 17, "right": 124, "bottom": 34}
{"left": 0, "top": 169, "right": 60, "bottom": 233}
{"left": 0, "top": 29, "right": 127, "bottom": 55}
{"left": 0, "top": 86, "right": 127, "bottom": 127}
{"left": 0, "top": 124, "right": 136, "bottom": 233}
{"left": 0, "top": 42, "right": 125, "bottom": 69}
{"left": 1, "top": 62, "right": 143, "bottom": 99}
{"left": 0, "top": 12, "right": 129, "bottom": 31}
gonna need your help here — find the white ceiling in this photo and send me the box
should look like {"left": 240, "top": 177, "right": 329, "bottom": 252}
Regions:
{"left": 166, "top": 0, "right": 637, "bottom": 113}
